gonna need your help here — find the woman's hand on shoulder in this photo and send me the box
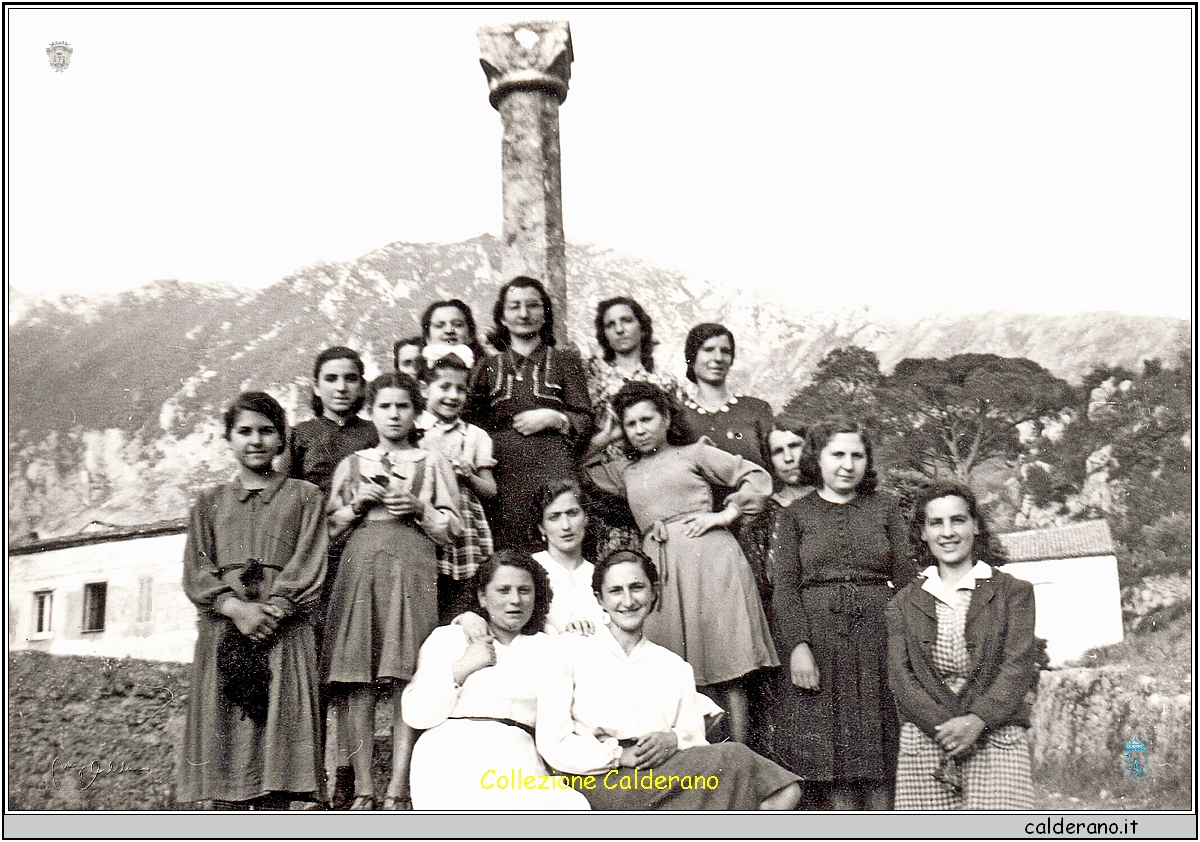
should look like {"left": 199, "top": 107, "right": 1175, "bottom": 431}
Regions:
{"left": 563, "top": 619, "right": 596, "bottom": 637}
{"left": 452, "top": 611, "right": 491, "bottom": 643}
{"left": 629, "top": 731, "right": 678, "bottom": 768}
{"left": 789, "top": 643, "right": 820, "bottom": 691}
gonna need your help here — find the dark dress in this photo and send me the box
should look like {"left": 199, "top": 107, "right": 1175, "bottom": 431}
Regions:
{"left": 770, "top": 491, "right": 916, "bottom": 782}
{"left": 178, "top": 473, "right": 328, "bottom": 804}
{"left": 288, "top": 415, "right": 379, "bottom": 497}
{"left": 468, "top": 343, "right": 591, "bottom": 551}
{"left": 288, "top": 414, "right": 379, "bottom": 632}
{"left": 679, "top": 394, "right": 773, "bottom": 469}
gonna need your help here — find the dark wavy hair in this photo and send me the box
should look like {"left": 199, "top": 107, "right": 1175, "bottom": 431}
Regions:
{"left": 223, "top": 392, "right": 287, "bottom": 455}
{"left": 420, "top": 299, "right": 485, "bottom": 362}
{"left": 595, "top": 296, "right": 657, "bottom": 371}
{"left": 365, "top": 372, "right": 424, "bottom": 446}
{"left": 611, "top": 382, "right": 694, "bottom": 456}
{"left": 392, "top": 335, "right": 425, "bottom": 375}
{"left": 310, "top": 346, "right": 366, "bottom": 417}
{"left": 473, "top": 549, "right": 553, "bottom": 635}
{"left": 532, "top": 477, "right": 588, "bottom": 545}
{"left": 591, "top": 548, "right": 660, "bottom": 612}
{"left": 912, "top": 481, "right": 1007, "bottom": 568}
{"left": 488, "top": 276, "right": 556, "bottom": 351}
{"left": 798, "top": 417, "right": 879, "bottom": 495}
{"left": 683, "top": 323, "right": 735, "bottom": 384}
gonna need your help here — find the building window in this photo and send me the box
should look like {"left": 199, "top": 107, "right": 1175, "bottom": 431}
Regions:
{"left": 33, "top": 590, "right": 53, "bottom": 634}
{"left": 82, "top": 582, "right": 107, "bottom": 633}
{"left": 136, "top": 576, "right": 153, "bottom": 623}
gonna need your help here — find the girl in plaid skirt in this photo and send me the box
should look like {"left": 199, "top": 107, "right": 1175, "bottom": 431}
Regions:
{"left": 416, "top": 353, "right": 497, "bottom": 623}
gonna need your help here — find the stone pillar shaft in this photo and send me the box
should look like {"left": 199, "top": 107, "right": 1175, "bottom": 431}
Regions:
{"left": 478, "top": 21, "right": 573, "bottom": 344}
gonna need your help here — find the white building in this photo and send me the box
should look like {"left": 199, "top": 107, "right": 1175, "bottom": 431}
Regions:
{"left": 8, "top": 521, "right": 196, "bottom": 663}
{"left": 997, "top": 519, "right": 1124, "bottom": 666}
{"left": 9, "top": 517, "right": 1126, "bottom": 668}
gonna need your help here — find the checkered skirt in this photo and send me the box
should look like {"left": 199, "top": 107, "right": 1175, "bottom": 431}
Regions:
{"left": 439, "top": 485, "right": 493, "bottom": 581}
{"left": 895, "top": 722, "right": 1034, "bottom": 810}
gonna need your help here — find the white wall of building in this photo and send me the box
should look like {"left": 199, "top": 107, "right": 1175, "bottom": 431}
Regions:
{"left": 1003, "top": 555, "right": 1124, "bottom": 666}
{"left": 9, "top": 533, "right": 196, "bottom": 663}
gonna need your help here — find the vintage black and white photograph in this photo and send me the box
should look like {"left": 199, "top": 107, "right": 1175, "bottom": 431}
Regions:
{"left": 5, "top": 3, "right": 1193, "bottom": 836}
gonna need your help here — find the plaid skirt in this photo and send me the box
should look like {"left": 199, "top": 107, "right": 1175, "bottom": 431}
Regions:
{"left": 439, "top": 486, "right": 493, "bottom": 581}
{"left": 894, "top": 721, "right": 1034, "bottom": 810}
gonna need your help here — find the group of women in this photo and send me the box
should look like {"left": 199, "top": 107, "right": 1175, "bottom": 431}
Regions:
{"left": 177, "top": 276, "right": 1041, "bottom": 812}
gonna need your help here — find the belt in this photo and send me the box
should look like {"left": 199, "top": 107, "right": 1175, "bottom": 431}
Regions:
{"left": 643, "top": 510, "right": 711, "bottom": 591}
{"left": 448, "top": 716, "right": 535, "bottom": 738}
{"left": 802, "top": 578, "right": 890, "bottom": 588}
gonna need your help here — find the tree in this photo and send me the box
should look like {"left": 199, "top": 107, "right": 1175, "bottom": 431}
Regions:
{"left": 885, "top": 354, "right": 1074, "bottom": 482}
{"left": 781, "top": 346, "right": 885, "bottom": 427}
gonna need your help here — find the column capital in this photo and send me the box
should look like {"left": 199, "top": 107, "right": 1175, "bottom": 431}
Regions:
{"left": 477, "top": 21, "right": 573, "bottom": 110}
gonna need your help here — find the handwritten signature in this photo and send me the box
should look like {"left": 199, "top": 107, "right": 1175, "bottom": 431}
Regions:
{"left": 47, "top": 756, "right": 150, "bottom": 790}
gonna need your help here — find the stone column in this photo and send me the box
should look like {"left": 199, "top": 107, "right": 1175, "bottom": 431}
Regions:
{"left": 477, "top": 21, "right": 573, "bottom": 344}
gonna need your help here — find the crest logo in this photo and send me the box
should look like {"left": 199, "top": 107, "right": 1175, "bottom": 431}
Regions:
{"left": 46, "top": 41, "right": 72, "bottom": 72}
{"left": 1121, "top": 738, "right": 1148, "bottom": 779}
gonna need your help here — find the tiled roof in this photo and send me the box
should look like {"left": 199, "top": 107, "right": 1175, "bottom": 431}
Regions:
{"left": 997, "top": 519, "right": 1115, "bottom": 563}
{"left": 8, "top": 518, "right": 188, "bottom": 557}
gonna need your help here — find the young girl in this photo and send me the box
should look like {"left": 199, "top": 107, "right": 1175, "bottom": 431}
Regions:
{"left": 289, "top": 346, "right": 378, "bottom": 497}
{"left": 585, "top": 381, "right": 778, "bottom": 744}
{"left": 178, "top": 392, "right": 328, "bottom": 809}
{"left": 287, "top": 346, "right": 377, "bottom": 809}
{"left": 419, "top": 298, "right": 486, "bottom": 372}
{"left": 321, "top": 373, "right": 462, "bottom": 810}
{"left": 416, "top": 353, "right": 497, "bottom": 622}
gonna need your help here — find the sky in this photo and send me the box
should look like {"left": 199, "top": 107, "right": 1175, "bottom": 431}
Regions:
{"left": 7, "top": 5, "right": 1194, "bottom": 319}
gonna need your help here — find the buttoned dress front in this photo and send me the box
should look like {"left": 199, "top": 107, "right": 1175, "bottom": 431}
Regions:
{"left": 770, "top": 491, "right": 916, "bottom": 782}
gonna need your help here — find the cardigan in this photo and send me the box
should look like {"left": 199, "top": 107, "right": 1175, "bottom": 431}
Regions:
{"left": 885, "top": 567, "right": 1038, "bottom": 738}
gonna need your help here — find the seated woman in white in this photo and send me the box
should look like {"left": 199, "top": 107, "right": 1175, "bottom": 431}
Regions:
{"left": 535, "top": 549, "right": 802, "bottom": 810}
{"left": 401, "top": 550, "right": 589, "bottom": 810}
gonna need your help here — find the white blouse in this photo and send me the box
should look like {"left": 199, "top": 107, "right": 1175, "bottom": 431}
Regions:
{"left": 533, "top": 551, "right": 607, "bottom": 633}
{"left": 401, "top": 625, "right": 558, "bottom": 731}
{"left": 536, "top": 625, "right": 724, "bottom": 775}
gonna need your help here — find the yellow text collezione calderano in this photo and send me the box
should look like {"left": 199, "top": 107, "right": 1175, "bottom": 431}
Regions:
{"left": 481, "top": 768, "right": 721, "bottom": 792}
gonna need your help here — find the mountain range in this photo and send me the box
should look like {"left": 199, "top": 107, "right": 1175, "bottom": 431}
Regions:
{"left": 9, "top": 234, "right": 1189, "bottom": 443}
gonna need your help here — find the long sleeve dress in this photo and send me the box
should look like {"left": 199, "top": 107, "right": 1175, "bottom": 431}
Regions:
{"left": 468, "top": 343, "right": 592, "bottom": 551}
{"left": 401, "top": 625, "right": 590, "bottom": 810}
{"left": 770, "top": 491, "right": 916, "bottom": 782}
{"left": 536, "top": 625, "right": 798, "bottom": 809}
{"left": 586, "top": 439, "right": 778, "bottom": 686}
{"left": 178, "top": 472, "right": 328, "bottom": 804}
{"left": 321, "top": 446, "right": 461, "bottom": 686}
